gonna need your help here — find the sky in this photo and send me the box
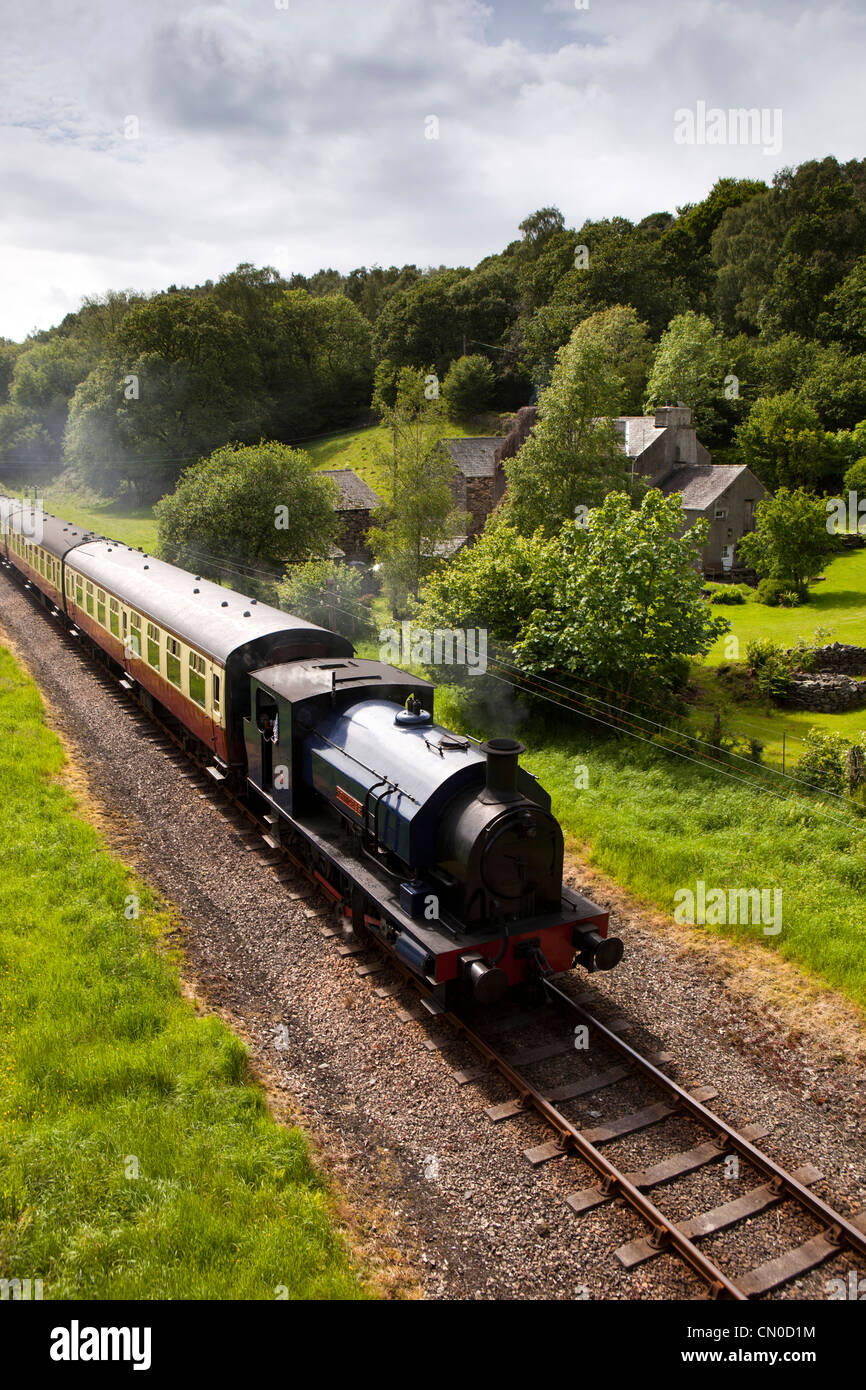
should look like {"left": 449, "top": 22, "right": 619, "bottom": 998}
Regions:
{"left": 1, "top": 0, "right": 864, "bottom": 341}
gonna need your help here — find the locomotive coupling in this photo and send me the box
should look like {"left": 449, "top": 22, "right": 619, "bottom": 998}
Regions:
{"left": 461, "top": 952, "right": 509, "bottom": 1004}
{"left": 575, "top": 928, "right": 624, "bottom": 972}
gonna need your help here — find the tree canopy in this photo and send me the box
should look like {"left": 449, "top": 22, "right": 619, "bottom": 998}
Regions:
{"left": 154, "top": 441, "right": 339, "bottom": 583}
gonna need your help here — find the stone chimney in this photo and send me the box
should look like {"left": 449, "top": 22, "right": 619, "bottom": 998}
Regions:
{"left": 654, "top": 404, "right": 693, "bottom": 430}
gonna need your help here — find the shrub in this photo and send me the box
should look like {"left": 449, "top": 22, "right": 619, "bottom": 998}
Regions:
{"left": 842, "top": 456, "right": 866, "bottom": 495}
{"left": 277, "top": 559, "right": 375, "bottom": 641}
{"left": 779, "top": 589, "right": 801, "bottom": 607}
{"left": 704, "top": 581, "right": 753, "bottom": 604}
{"left": 795, "top": 729, "right": 850, "bottom": 795}
{"left": 756, "top": 577, "right": 788, "bottom": 606}
{"left": 709, "top": 586, "right": 748, "bottom": 605}
{"left": 745, "top": 637, "right": 795, "bottom": 699}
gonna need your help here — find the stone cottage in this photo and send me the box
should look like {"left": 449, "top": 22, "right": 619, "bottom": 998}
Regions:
{"left": 442, "top": 437, "right": 503, "bottom": 539}
{"left": 618, "top": 406, "right": 767, "bottom": 575}
{"left": 491, "top": 403, "right": 766, "bottom": 576}
{"left": 320, "top": 469, "right": 381, "bottom": 562}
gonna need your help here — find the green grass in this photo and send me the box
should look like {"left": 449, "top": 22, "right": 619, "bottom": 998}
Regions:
{"left": 690, "top": 550, "right": 866, "bottom": 768}
{"left": 686, "top": 668, "right": 866, "bottom": 773}
{"left": 0, "top": 646, "right": 370, "bottom": 1300}
{"left": 433, "top": 685, "right": 866, "bottom": 1012}
{"left": 704, "top": 550, "right": 866, "bottom": 662}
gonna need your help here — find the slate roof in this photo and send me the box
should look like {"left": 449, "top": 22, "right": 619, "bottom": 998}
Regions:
{"left": 616, "top": 416, "right": 667, "bottom": 458}
{"left": 658, "top": 464, "right": 750, "bottom": 511}
{"left": 319, "top": 469, "right": 381, "bottom": 510}
{"left": 443, "top": 438, "right": 503, "bottom": 478}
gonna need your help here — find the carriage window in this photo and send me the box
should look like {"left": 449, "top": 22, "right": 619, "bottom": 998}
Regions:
{"left": 189, "top": 652, "right": 206, "bottom": 707}
{"left": 97, "top": 589, "right": 106, "bottom": 626}
{"left": 147, "top": 623, "right": 160, "bottom": 670}
{"left": 166, "top": 637, "right": 182, "bottom": 688}
{"left": 75, "top": 575, "right": 83, "bottom": 606}
{"left": 109, "top": 597, "right": 120, "bottom": 636}
{"left": 212, "top": 673, "right": 221, "bottom": 715}
{"left": 128, "top": 611, "right": 141, "bottom": 657}
{"left": 86, "top": 581, "right": 94, "bottom": 616}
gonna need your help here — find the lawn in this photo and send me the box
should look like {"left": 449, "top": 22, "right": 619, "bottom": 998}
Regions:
{"left": 433, "top": 684, "right": 866, "bottom": 1012}
{"left": 703, "top": 550, "right": 866, "bottom": 663}
{"left": 690, "top": 549, "right": 866, "bottom": 768}
{"left": 0, "top": 645, "right": 370, "bottom": 1300}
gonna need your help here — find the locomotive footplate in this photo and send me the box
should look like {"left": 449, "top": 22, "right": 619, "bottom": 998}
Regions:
{"left": 287, "top": 810, "right": 615, "bottom": 998}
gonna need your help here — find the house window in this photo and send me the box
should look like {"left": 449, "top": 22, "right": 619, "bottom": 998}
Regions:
{"left": 147, "top": 623, "right": 160, "bottom": 670}
{"left": 189, "top": 651, "right": 206, "bottom": 708}
{"left": 166, "top": 637, "right": 182, "bottom": 688}
{"left": 109, "top": 596, "right": 120, "bottom": 637}
{"left": 714, "top": 508, "right": 727, "bottom": 520}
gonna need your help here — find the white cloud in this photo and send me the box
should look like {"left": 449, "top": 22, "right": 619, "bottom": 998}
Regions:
{"left": 0, "top": 0, "right": 863, "bottom": 339}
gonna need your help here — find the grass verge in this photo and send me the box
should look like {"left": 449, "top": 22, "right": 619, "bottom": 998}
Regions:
{"left": 0, "top": 644, "right": 370, "bottom": 1300}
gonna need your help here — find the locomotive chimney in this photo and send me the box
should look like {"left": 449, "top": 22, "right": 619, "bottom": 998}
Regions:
{"left": 480, "top": 738, "right": 525, "bottom": 800}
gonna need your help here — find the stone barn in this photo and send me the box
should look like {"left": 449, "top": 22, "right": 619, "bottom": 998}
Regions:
{"left": 442, "top": 437, "right": 504, "bottom": 539}
{"left": 320, "top": 469, "right": 381, "bottom": 562}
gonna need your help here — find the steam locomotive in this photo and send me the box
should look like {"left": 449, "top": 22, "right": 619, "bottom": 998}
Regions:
{"left": 0, "top": 496, "right": 623, "bottom": 1005}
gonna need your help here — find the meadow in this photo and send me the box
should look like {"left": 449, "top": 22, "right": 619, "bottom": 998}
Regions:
{"left": 0, "top": 645, "right": 369, "bottom": 1300}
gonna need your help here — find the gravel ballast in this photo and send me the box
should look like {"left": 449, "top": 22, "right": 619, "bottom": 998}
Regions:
{"left": 2, "top": 572, "right": 865, "bottom": 1301}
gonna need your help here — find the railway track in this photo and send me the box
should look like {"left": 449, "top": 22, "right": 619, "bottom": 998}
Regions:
{"left": 9, "top": 569, "right": 866, "bottom": 1302}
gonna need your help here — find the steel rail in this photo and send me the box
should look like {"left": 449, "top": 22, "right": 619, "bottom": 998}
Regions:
{"left": 439, "top": 1003, "right": 746, "bottom": 1299}
{"left": 541, "top": 978, "right": 866, "bottom": 1267}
